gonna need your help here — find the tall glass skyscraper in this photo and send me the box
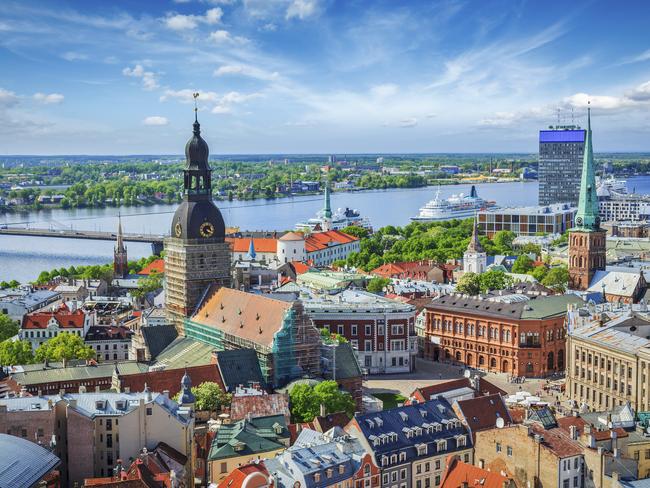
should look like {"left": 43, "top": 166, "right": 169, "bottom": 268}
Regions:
{"left": 538, "top": 127, "right": 586, "bottom": 205}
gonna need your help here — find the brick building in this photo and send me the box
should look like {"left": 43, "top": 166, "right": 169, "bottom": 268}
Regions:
{"left": 304, "top": 289, "right": 418, "bottom": 374}
{"left": 424, "top": 292, "right": 584, "bottom": 377}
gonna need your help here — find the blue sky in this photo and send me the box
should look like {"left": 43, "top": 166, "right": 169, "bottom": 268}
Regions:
{"left": 1, "top": 0, "right": 650, "bottom": 154}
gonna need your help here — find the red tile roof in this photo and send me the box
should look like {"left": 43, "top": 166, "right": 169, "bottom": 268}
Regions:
{"left": 304, "top": 230, "right": 358, "bottom": 252}
{"left": 119, "top": 364, "right": 222, "bottom": 398}
{"left": 217, "top": 462, "right": 269, "bottom": 488}
{"left": 290, "top": 261, "right": 311, "bottom": 275}
{"left": 440, "top": 455, "right": 512, "bottom": 488}
{"left": 455, "top": 394, "right": 512, "bottom": 433}
{"left": 229, "top": 393, "right": 290, "bottom": 423}
{"left": 556, "top": 416, "right": 628, "bottom": 441}
{"left": 225, "top": 237, "right": 278, "bottom": 254}
{"left": 312, "top": 411, "right": 351, "bottom": 432}
{"left": 139, "top": 259, "right": 164, "bottom": 276}
{"left": 22, "top": 303, "right": 87, "bottom": 330}
{"left": 529, "top": 422, "right": 583, "bottom": 458}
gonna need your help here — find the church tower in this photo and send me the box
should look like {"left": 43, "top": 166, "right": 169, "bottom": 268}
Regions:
{"left": 321, "top": 180, "right": 333, "bottom": 232}
{"left": 568, "top": 104, "right": 606, "bottom": 291}
{"left": 463, "top": 215, "right": 487, "bottom": 274}
{"left": 164, "top": 96, "right": 231, "bottom": 333}
{"left": 113, "top": 214, "right": 128, "bottom": 278}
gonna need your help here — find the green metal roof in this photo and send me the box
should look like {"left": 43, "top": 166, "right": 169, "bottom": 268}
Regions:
{"left": 12, "top": 362, "right": 147, "bottom": 386}
{"left": 152, "top": 337, "right": 214, "bottom": 369}
{"left": 573, "top": 106, "right": 601, "bottom": 232}
{"left": 208, "top": 414, "right": 289, "bottom": 460}
{"left": 520, "top": 294, "right": 585, "bottom": 319}
{"left": 213, "top": 349, "right": 265, "bottom": 391}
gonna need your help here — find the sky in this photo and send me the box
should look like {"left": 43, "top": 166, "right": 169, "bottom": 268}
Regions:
{"left": 1, "top": 0, "right": 650, "bottom": 155}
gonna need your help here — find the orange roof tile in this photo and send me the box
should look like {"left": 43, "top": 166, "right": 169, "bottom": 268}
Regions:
{"left": 139, "top": 259, "right": 165, "bottom": 276}
{"left": 290, "top": 261, "right": 311, "bottom": 275}
{"left": 279, "top": 231, "right": 305, "bottom": 241}
{"left": 225, "top": 237, "right": 278, "bottom": 253}
{"left": 440, "top": 456, "right": 512, "bottom": 488}
{"left": 22, "top": 303, "right": 87, "bottom": 330}
{"left": 191, "top": 288, "right": 293, "bottom": 348}
{"left": 217, "top": 463, "right": 269, "bottom": 488}
{"left": 304, "top": 230, "right": 358, "bottom": 252}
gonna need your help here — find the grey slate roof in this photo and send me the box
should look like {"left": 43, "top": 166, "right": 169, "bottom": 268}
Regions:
{"left": 0, "top": 434, "right": 60, "bottom": 488}
{"left": 141, "top": 324, "right": 178, "bottom": 361}
{"left": 213, "top": 349, "right": 266, "bottom": 391}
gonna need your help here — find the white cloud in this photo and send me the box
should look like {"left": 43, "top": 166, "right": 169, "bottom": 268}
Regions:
{"left": 103, "top": 56, "right": 119, "bottom": 64}
{"left": 122, "top": 64, "right": 159, "bottom": 91}
{"left": 143, "top": 116, "right": 169, "bottom": 126}
{"left": 211, "top": 105, "right": 232, "bottom": 114}
{"left": 165, "top": 14, "right": 198, "bottom": 30}
{"left": 160, "top": 89, "right": 221, "bottom": 103}
{"left": 209, "top": 29, "right": 249, "bottom": 44}
{"left": 164, "top": 8, "right": 223, "bottom": 30}
{"left": 0, "top": 88, "right": 19, "bottom": 108}
{"left": 286, "top": 0, "right": 318, "bottom": 20}
{"left": 213, "top": 64, "right": 279, "bottom": 80}
{"left": 399, "top": 117, "right": 418, "bottom": 128}
{"left": 370, "top": 83, "right": 398, "bottom": 98}
{"left": 33, "top": 92, "right": 64, "bottom": 104}
{"left": 204, "top": 7, "right": 223, "bottom": 24}
{"left": 62, "top": 51, "right": 88, "bottom": 61}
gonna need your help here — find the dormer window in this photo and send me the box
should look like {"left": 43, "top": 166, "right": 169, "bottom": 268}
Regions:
{"left": 391, "top": 454, "right": 397, "bottom": 464}
{"left": 399, "top": 452, "right": 406, "bottom": 462}
{"left": 437, "top": 439, "right": 447, "bottom": 451}
{"left": 456, "top": 435, "right": 467, "bottom": 447}
{"left": 382, "top": 456, "right": 388, "bottom": 467}
{"left": 314, "top": 473, "right": 320, "bottom": 482}
{"left": 416, "top": 444, "right": 428, "bottom": 456}
{"left": 272, "top": 423, "right": 283, "bottom": 435}
{"left": 339, "top": 465, "right": 345, "bottom": 475}
{"left": 326, "top": 468, "right": 333, "bottom": 478}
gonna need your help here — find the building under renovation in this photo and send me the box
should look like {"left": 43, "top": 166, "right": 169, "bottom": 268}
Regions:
{"left": 184, "top": 287, "right": 321, "bottom": 387}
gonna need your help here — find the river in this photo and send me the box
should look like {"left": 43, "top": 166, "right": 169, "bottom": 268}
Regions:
{"left": 1, "top": 176, "right": 648, "bottom": 282}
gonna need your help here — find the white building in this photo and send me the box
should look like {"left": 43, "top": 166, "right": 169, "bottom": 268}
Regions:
{"left": 463, "top": 218, "right": 487, "bottom": 274}
{"left": 19, "top": 302, "right": 95, "bottom": 350}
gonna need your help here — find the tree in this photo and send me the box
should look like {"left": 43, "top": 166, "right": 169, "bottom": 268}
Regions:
{"left": 0, "top": 314, "right": 19, "bottom": 342}
{"left": 542, "top": 266, "right": 570, "bottom": 292}
{"left": 511, "top": 254, "right": 534, "bottom": 274}
{"left": 531, "top": 265, "right": 549, "bottom": 282}
{"left": 367, "top": 277, "right": 390, "bottom": 293}
{"left": 493, "top": 230, "right": 516, "bottom": 254}
{"left": 173, "top": 381, "right": 231, "bottom": 412}
{"left": 478, "top": 270, "right": 514, "bottom": 293}
{"left": 132, "top": 272, "right": 163, "bottom": 299}
{"left": 289, "top": 380, "right": 355, "bottom": 422}
{"left": 340, "top": 226, "right": 370, "bottom": 239}
{"left": 319, "top": 328, "right": 347, "bottom": 344}
{"left": 0, "top": 340, "right": 34, "bottom": 365}
{"left": 456, "top": 272, "right": 481, "bottom": 295}
{"left": 34, "top": 333, "right": 96, "bottom": 363}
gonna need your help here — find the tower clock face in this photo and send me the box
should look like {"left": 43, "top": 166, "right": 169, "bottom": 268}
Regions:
{"left": 575, "top": 217, "right": 583, "bottom": 225}
{"left": 199, "top": 222, "right": 215, "bottom": 238}
{"left": 174, "top": 222, "right": 182, "bottom": 237}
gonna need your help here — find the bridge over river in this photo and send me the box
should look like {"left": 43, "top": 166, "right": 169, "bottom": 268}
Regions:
{"left": 0, "top": 227, "right": 165, "bottom": 254}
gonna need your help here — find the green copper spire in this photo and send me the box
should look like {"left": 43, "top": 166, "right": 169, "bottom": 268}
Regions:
{"left": 323, "top": 180, "right": 332, "bottom": 219}
{"left": 573, "top": 104, "right": 600, "bottom": 231}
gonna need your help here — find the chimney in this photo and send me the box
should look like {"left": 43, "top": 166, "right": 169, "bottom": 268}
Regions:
{"left": 78, "top": 385, "right": 86, "bottom": 394}
{"left": 584, "top": 424, "right": 591, "bottom": 435}
{"left": 478, "top": 459, "right": 485, "bottom": 469}
{"left": 124, "top": 386, "right": 130, "bottom": 394}
{"left": 37, "top": 389, "right": 42, "bottom": 397}
{"left": 95, "top": 385, "right": 100, "bottom": 393}
{"left": 588, "top": 435, "right": 596, "bottom": 449}
{"left": 612, "top": 472, "right": 620, "bottom": 484}
{"left": 162, "top": 390, "right": 170, "bottom": 399}
{"left": 462, "top": 482, "right": 469, "bottom": 488}
{"left": 569, "top": 425, "right": 577, "bottom": 440}
{"left": 320, "top": 403, "right": 327, "bottom": 417}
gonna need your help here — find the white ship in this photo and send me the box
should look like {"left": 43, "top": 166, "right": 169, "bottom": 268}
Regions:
{"left": 295, "top": 185, "right": 372, "bottom": 232}
{"left": 596, "top": 175, "right": 627, "bottom": 195}
{"left": 411, "top": 185, "right": 497, "bottom": 222}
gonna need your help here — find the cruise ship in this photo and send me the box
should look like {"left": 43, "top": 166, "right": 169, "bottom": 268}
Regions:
{"left": 596, "top": 175, "right": 627, "bottom": 195}
{"left": 295, "top": 185, "right": 372, "bottom": 232}
{"left": 411, "top": 186, "right": 497, "bottom": 222}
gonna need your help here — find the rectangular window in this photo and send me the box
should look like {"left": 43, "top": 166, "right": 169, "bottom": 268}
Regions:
{"left": 365, "top": 325, "right": 372, "bottom": 335}
{"left": 496, "top": 442, "right": 502, "bottom": 453}
{"left": 106, "top": 434, "right": 112, "bottom": 448}
{"left": 351, "top": 325, "right": 358, "bottom": 336}
{"left": 507, "top": 446, "right": 512, "bottom": 456}
{"left": 221, "top": 462, "right": 228, "bottom": 473}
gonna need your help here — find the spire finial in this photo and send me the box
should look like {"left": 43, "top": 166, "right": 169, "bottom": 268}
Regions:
{"left": 587, "top": 100, "right": 591, "bottom": 130}
{"left": 193, "top": 92, "right": 199, "bottom": 122}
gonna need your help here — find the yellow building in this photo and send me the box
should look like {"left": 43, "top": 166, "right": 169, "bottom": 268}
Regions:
{"left": 207, "top": 414, "right": 289, "bottom": 484}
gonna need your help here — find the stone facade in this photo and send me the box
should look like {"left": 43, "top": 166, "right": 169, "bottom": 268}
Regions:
{"left": 164, "top": 236, "right": 231, "bottom": 333}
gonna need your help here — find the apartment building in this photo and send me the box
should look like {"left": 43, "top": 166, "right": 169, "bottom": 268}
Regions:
{"left": 304, "top": 289, "right": 418, "bottom": 374}
{"left": 566, "top": 302, "right": 650, "bottom": 412}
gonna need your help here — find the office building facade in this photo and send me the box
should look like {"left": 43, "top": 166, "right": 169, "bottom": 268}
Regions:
{"left": 538, "top": 128, "right": 585, "bottom": 206}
